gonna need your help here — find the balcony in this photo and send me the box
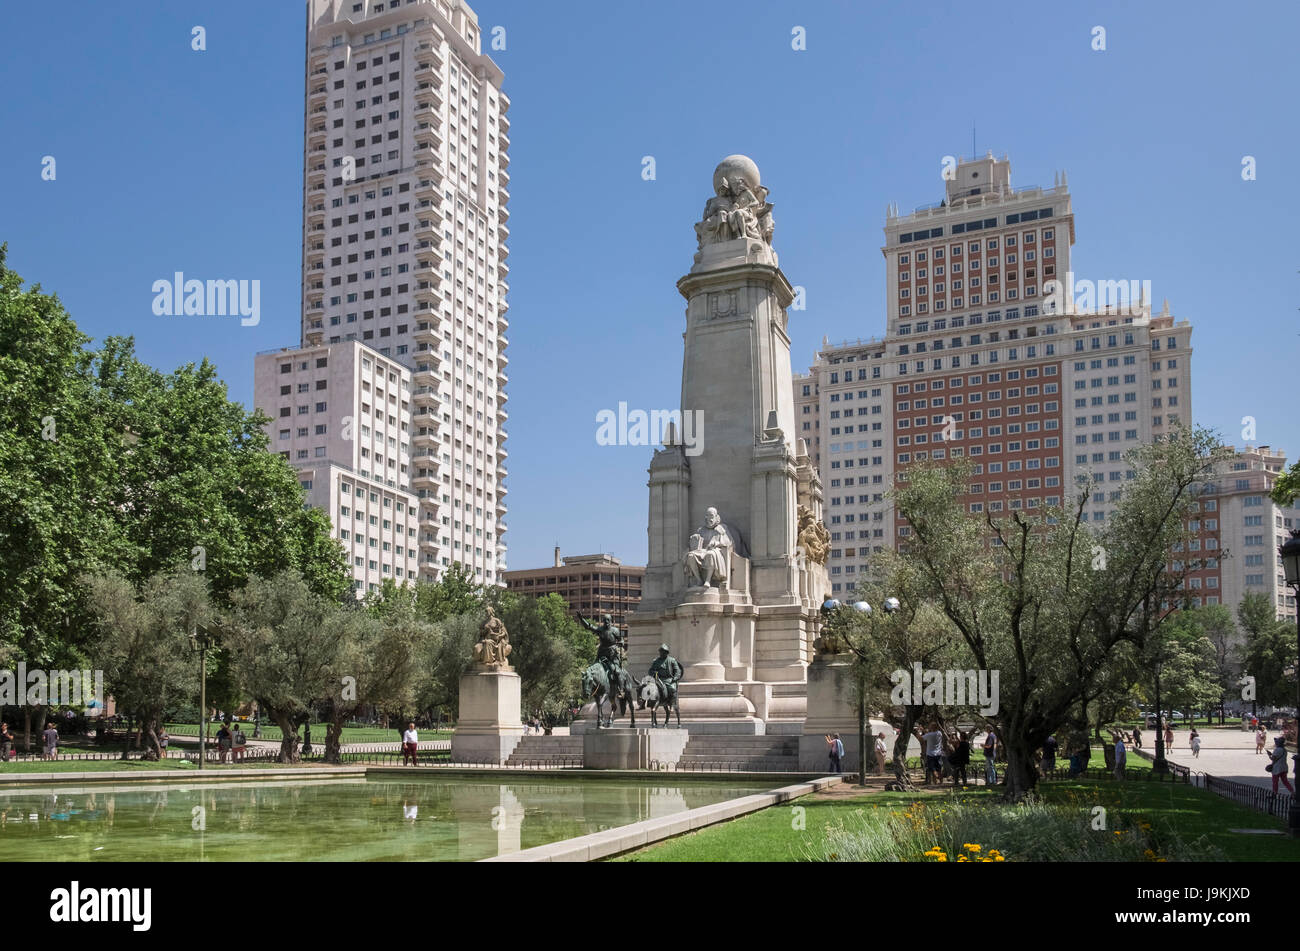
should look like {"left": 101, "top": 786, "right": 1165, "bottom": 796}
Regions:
{"left": 497, "top": 260, "right": 509, "bottom": 280}
{"left": 413, "top": 323, "right": 441, "bottom": 346}
{"left": 413, "top": 261, "right": 439, "bottom": 282}
{"left": 497, "top": 368, "right": 508, "bottom": 386}
{"left": 496, "top": 404, "right": 508, "bottom": 423}
{"left": 411, "top": 429, "right": 439, "bottom": 450}
{"left": 414, "top": 87, "right": 445, "bottom": 113}
{"left": 414, "top": 124, "right": 443, "bottom": 149}
{"left": 414, "top": 219, "right": 440, "bottom": 242}
{"left": 415, "top": 179, "right": 440, "bottom": 202}
{"left": 411, "top": 470, "right": 438, "bottom": 491}
{"left": 412, "top": 365, "right": 440, "bottom": 388}
{"left": 414, "top": 282, "right": 441, "bottom": 305}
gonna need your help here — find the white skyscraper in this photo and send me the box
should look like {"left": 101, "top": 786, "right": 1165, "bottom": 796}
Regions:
{"left": 261, "top": 0, "right": 510, "bottom": 591}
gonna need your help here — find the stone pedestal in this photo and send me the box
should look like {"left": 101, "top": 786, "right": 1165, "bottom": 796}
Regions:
{"left": 799, "top": 653, "right": 862, "bottom": 772}
{"left": 583, "top": 728, "right": 690, "bottom": 770}
{"left": 451, "top": 666, "right": 524, "bottom": 764}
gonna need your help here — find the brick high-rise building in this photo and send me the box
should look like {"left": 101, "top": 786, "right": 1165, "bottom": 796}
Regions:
{"left": 797, "top": 153, "right": 1197, "bottom": 599}
{"left": 257, "top": 0, "right": 510, "bottom": 593}
{"left": 503, "top": 549, "right": 645, "bottom": 630}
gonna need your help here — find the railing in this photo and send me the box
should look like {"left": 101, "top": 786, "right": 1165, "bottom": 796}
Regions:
{"left": 1198, "top": 772, "right": 1293, "bottom": 821}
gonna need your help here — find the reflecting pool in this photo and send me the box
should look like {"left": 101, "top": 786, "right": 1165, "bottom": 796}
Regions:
{"left": 0, "top": 776, "right": 772, "bottom": 861}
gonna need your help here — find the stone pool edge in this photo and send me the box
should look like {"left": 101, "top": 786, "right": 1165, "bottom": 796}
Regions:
{"left": 480, "top": 775, "right": 843, "bottom": 862}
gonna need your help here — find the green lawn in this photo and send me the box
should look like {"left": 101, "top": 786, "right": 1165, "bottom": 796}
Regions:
{"left": 615, "top": 770, "right": 1297, "bottom": 862}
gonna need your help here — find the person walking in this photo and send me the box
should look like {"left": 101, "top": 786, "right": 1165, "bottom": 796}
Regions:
{"left": 158, "top": 727, "right": 169, "bottom": 759}
{"left": 1113, "top": 733, "right": 1127, "bottom": 781}
{"left": 874, "top": 732, "right": 888, "bottom": 775}
{"left": 232, "top": 723, "right": 247, "bottom": 762}
{"left": 982, "top": 730, "right": 998, "bottom": 785}
{"left": 42, "top": 722, "right": 59, "bottom": 761}
{"left": 1189, "top": 728, "right": 1201, "bottom": 759}
{"left": 825, "top": 734, "right": 844, "bottom": 774}
{"left": 0, "top": 723, "right": 12, "bottom": 764}
{"left": 1269, "top": 736, "right": 1294, "bottom": 795}
{"left": 1132, "top": 726, "right": 1142, "bottom": 751}
{"left": 1256, "top": 727, "right": 1267, "bottom": 754}
{"left": 1164, "top": 722, "right": 1174, "bottom": 750}
{"left": 949, "top": 732, "right": 971, "bottom": 788}
{"left": 402, "top": 722, "right": 419, "bottom": 766}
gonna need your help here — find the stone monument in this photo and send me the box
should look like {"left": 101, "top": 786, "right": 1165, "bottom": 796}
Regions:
{"left": 450, "top": 607, "right": 524, "bottom": 764}
{"left": 627, "top": 155, "right": 830, "bottom": 734}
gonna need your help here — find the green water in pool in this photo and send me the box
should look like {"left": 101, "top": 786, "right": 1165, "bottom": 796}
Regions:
{"left": 0, "top": 777, "right": 773, "bottom": 861}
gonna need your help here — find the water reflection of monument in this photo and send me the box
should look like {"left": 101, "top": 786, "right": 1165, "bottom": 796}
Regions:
{"left": 628, "top": 155, "right": 830, "bottom": 733}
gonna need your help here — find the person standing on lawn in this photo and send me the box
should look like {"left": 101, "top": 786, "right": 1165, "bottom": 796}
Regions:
{"left": 824, "top": 733, "right": 844, "bottom": 774}
{"left": 949, "top": 732, "right": 971, "bottom": 788}
{"left": 915, "top": 724, "right": 945, "bottom": 785}
{"left": 42, "top": 722, "right": 59, "bottom": 760}
{"left": 982, "top": 730, "right": 998, "bottom": 785}
{"left": 874, "top": 732, "right": 888, "bottom": 775}
{"left": 1113, "top": 733, "right": 1127, "bottom": 781}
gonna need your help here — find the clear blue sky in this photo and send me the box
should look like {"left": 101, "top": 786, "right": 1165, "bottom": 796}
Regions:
{"left": 3, "top": 0, "right": 1297, "bottom": 572}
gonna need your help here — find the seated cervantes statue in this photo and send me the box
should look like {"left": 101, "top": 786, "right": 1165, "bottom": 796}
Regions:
{"left": 472, "top": 605, "right": 512, "bottom": 668}
{"left": 683, "top": 507, "right": 746, "bottom": 588}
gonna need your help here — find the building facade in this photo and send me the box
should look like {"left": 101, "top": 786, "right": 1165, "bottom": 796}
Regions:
{"left": 254, "top": 341, "right": 422, "bottom": 594}
{"left": 1201, "top": 446, "right": 1299, "bottom": 621}
{"left": 503, "top": 550, "right": 645, "bottom": 630}
{"left": 257, "top": 0, "right": 510, "bottom": 592}
{"left": 797, "top": 154, "right": 1198, "bottom": 600}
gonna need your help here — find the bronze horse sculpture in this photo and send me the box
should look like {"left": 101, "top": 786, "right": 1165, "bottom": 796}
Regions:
{"left": 580, "top": 661, "right": 639, "bottom": 729}
{"left": 638, "top": 677, "right": 681, "bottom": 728}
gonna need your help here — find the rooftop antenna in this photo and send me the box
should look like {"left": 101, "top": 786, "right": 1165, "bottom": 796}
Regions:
{"left": 972, "top": 123, "right": 976, "bottom": 161}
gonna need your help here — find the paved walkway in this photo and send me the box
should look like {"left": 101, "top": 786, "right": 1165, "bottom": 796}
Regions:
{"left": 165, "top": 733, "right": 450, "bottom": 753}
{"left": 1142, "top": 727, "right": 1293, "bottom": 790}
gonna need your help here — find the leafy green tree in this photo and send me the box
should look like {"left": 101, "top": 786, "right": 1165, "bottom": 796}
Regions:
{"left": 892, "top": 427, "right": 1225, "bottom": 800}
{"left": 90, "top": 336, "right": 350, "bottom": 602}
{"left": 222, "top": 571, "right": 345, "bottom": 762}
{"left": 840, "top": 554, "right": 965, "bottom": 787}
{"left": 0, "top": 248, "right": 124, "bottom": 746}
{"left": 1239, "top": 592, "right": 1295, "bottom": 709}
{"left": 316, "top": 587, "right": 438, "bottom": 761}
{"left": 83, "top": 569, "right": 206, "bottom": 760}
{"left": 415, "top": 563, "right": 483, "bottom": 622}
{"left": 490, "top": 591, "right": 594, "bottom": 724}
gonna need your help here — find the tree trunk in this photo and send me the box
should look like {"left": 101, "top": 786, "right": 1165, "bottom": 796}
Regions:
{"left": 889, "top": 707, "right": 920, "bottom": 790}
{"left": 273, "top": 712, "right": 300, "bottom": 763}
{"left": 140, "top": 716, "right": 163, "bottom": 762}
{"left": 1002, "top": 738, "right": 1039, "bottom": 801}
{"left": 324, "top": 717, "right": 344, "bottom": 765}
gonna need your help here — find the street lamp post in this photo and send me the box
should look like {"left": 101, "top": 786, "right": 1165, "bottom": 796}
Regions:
{"left": 188, "top": 623, "right": 219, "bottom": 771}
{"left": 824, "top": 596, "right": 901, "bottom": 786}
{"left": 1277, "top": 528, "right": 1300, "bottom": 837}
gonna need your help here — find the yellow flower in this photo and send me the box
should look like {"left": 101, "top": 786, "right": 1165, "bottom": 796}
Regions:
{"left": 957, "top": 855, "right": 969, "bottom": 862}
{"left": 964, "top": 843, "right": 982, "bottom": 853}
{"left": 993, "top": 854, "right": 1005, "bottom": 862}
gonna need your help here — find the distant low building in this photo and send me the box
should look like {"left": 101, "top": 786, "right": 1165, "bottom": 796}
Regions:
{"left": 503, "top": 549, "right": 644, "bottom": 629}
